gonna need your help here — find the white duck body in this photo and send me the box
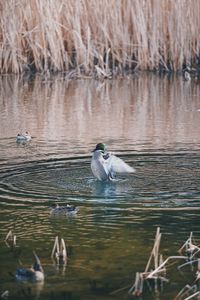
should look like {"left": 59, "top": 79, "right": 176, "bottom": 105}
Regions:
{"left": 91, "top": 147, "right": 135, "bottom": 181}
{"left": 91, "top": 150, "right": 110, "bottom": 181}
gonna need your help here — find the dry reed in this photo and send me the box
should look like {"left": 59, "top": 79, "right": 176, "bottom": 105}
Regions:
{"left": 129, "top": 228, "right": 188, "bottom": 297}
{"left": 4, "top": 230, "right": 17, "bottom": 248}
{"left": 51, "top": 236, "right": 67, "bottom": 267}
{"left": 0, "top": 0, "right": 200, "bottom": 75}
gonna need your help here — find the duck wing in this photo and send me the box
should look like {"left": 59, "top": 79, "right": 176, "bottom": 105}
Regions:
{"left": 15, "top": 268, "right": 35, "bottom": 281}
{"left": 106, "top": 154, "right": 135, "bottom": 174}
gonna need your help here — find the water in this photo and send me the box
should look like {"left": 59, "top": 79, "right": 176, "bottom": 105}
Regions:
{"left": 0, "top": 74, "right": 200, "bottom": 300}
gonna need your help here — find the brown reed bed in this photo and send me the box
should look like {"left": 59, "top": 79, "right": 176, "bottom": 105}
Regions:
{"left": 1, "top": 0, "right": 200, "bottom": 76}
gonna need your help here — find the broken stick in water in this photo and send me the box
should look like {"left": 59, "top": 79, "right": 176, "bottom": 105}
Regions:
{"left": 178, "top": 232, "right": 200, "bottom": 259}
{"left": 129, "top": 227, "right": 187, "bottom": 297}
{"left": 51, "top": 236, "right": 67, "bottom": 266}
{"left": 4, "top": 230, "right": 16, "bottom": 248}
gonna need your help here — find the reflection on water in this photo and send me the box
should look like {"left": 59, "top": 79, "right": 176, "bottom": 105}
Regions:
{"left": 90, "top": 179, "right": 117, "bottom": 198}
{"left": 0, "top": 74, "right": 200, "bottom": 300}
{"left": 1, "top": 74, "right": 200, "bottom": 162}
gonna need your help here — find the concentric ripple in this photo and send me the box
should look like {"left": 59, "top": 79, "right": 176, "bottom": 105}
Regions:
{"left": 0, "top": 153, "right": 200, "bottom": 210}
{"left": 0, "top": 152, "right": 200, "bottom": 258}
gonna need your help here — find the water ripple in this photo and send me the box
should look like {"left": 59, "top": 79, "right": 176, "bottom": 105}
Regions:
{"left": 0, "top": 153, "right": 199, "bottom": 211}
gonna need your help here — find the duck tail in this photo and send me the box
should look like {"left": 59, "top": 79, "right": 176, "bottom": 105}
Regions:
{"left": 33, "top": 251, "right": 40, "bottom": 263}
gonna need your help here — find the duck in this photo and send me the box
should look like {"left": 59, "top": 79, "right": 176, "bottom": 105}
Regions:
{"left": 16, "top": 131, "right": 31, "bottom": 142}
{"left": 183, "top": 66, "right": 191, "bottom": 81}
{"left": 91, "top": 143, "right": 135, "bottom": 181}
{"left": 50, "top": 204, "right": 78, "bottom": 216}
{"left": 15, "top": 251, "right": 44, "bottom": 282}
{"left": 183, "top": 70, "right": 191, "bottom": 81}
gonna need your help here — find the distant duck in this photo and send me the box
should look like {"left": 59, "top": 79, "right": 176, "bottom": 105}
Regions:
{"left": 183, "top": 66, "right": 191, "bottom": 81}
{"left": 16, "top": 131, "right": 31, "bottom": 142}
{"left": 15, "top": 251, "right": 44, "bottom": 282}
{"left": 50, "top": 204, "right": 78, "bottom": 216}
{"left": 184, "top": 70, "right": 191, "bottom": 81}
{"left": 91, "top": 143, "right": 135, "bottom": 181}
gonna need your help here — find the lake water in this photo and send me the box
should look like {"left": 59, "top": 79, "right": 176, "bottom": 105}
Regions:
{"left": 0, "top": 73, "right": 200, "bottom": 300}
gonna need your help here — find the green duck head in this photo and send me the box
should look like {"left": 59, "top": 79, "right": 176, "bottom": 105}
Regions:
{"left": 92, "top": 143, "right": 106, "bottom": 153}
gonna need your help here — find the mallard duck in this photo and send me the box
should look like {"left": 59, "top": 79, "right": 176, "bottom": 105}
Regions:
{"left": 183, "top": 66, "right": 191, "bottom": 81}
{"left": 50, "top": 204, "right": 78, "bottom": 216}
{"left": 15, "top": 252, "right": 44, "bottom": 282}
{"left": 184, "top": 71, "right": 191, "bottom": 81}
{"left": 91, "top": 143, "right": 135, "bottom": 181}
{"left": 16, "top": 131, "right": 31, "bottom": 142}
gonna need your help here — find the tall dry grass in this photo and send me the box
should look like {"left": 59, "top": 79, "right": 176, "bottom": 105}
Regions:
{"left": 0, "top": 0, "right": 200, "bottom": 74}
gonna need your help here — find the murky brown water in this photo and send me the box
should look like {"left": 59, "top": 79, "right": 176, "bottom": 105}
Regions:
{"left": 0, "top": 73, "right": 200, "bottom": 300}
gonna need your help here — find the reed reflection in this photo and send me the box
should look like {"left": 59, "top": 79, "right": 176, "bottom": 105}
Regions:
{"left": 1, "top": 75, "right": 200, "bottom": 300}
{"left": 0, "top": 74, "right": 200, "bottom": 159}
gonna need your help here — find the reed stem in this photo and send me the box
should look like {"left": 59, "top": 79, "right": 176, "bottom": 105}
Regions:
{"left": 1, "top": 0, "right": 200, "bottom": 74}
